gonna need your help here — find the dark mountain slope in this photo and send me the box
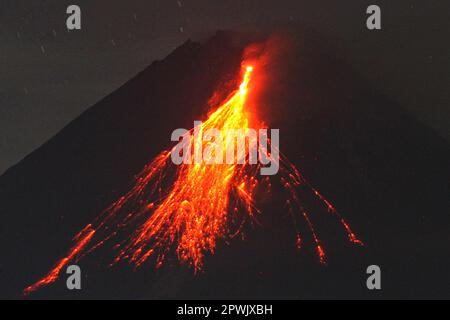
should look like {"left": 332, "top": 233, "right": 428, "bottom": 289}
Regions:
{"left": 0, "top": 30, "right": 448, "bottom": 299}
{"left": 0, "top": 31, "right": 244, "bottom": 298}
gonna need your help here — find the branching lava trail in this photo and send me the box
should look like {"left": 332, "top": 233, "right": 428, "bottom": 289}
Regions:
{"left": 24, "top": 64, "right": 362, "bottom": 295}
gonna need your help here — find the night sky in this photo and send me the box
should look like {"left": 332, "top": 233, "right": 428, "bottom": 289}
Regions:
{"left": 0, "top": 0, "right": 449, "bottom": 174}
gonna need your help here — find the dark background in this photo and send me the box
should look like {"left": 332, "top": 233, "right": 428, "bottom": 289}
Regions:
{"left": 0, "top": 0, "right": 449, "bottom": 175}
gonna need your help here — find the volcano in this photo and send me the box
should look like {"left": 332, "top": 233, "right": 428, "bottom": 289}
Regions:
{"left": 0, "top": 31, "right": 449, "bottom": 299}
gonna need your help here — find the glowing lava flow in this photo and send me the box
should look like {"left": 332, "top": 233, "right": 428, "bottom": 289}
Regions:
{"left": 24, "top": 65, "right": 362, "bottom": 295}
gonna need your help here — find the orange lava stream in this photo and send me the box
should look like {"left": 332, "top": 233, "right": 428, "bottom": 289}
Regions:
{"left": 24, "top": 65, "right": 362, "bottom": 295}
{"left": 118, "top": 66, "right": 257, "bottom": 270}
{"left": 24, "top": 225, "right": 95, "bottom": 295}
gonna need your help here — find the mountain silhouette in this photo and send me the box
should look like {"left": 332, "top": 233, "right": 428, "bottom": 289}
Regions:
{"left": 0, "top": 30, "right": 448, "bottom": 299}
